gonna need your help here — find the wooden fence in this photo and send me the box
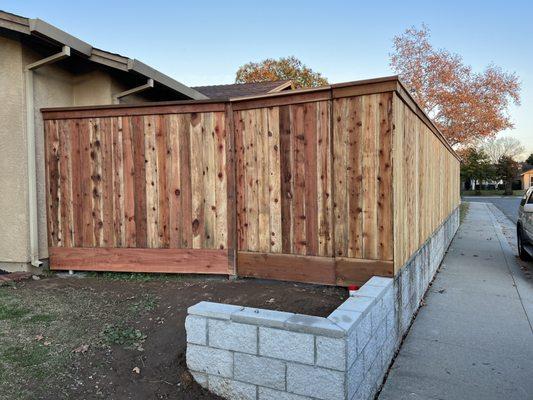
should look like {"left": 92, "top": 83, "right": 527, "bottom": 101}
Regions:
{"left": 42, "top": 77, "right": 460, "bottom": 286}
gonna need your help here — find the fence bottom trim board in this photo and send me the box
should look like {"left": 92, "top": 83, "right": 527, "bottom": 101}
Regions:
{"left": 237, "top": 251, "right": 393, "bottom": 286}
{"left": 49, "top": 247, "right": 229, "bottom": 274}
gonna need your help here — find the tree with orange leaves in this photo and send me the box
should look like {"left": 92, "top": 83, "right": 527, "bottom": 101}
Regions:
{"left": 390, "top": 25, "right": 521, "bottom": 147}
{"left": 235, "top": 56, "right": 328, "bottom": 89}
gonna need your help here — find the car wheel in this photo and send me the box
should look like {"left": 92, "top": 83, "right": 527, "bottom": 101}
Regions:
{"left": 518, "top": 227, "right": 532, "bottom": 261}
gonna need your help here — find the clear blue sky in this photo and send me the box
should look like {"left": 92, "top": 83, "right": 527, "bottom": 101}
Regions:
{"left": 3, "top": 0, "right": 532, "bottom": 156}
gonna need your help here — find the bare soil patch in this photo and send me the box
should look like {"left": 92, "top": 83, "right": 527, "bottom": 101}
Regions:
{"left": 0, "top": 274, "right": 346, "bottom": 400}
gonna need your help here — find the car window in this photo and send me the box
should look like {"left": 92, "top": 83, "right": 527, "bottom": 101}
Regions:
{"left": 528, "top": 191, "right": 533, "bottom": 204}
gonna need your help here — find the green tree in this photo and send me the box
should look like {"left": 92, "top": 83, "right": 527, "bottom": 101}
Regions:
{"left": 235, "top": 56, "right": 328, "bottom": 89}
{"left": 526, "top": 153, "right": 533, "bottom": 165}
{"left": 495, "top": 155, "right": 520, "bottom": 195}
{"left": 460, "top": 148, "right": 494, "bottom": 195}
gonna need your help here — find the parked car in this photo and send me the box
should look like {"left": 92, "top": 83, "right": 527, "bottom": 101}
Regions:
{"left": 517, "top": 187, "right": 533, "bottom": 261}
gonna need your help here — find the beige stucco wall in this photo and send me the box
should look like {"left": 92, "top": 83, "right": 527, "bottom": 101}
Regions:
{"left": 0, "top": 36, "right": 29, "bottom": 265}
{"left": 0, "top": 34, "right": 145, "bottom": 271}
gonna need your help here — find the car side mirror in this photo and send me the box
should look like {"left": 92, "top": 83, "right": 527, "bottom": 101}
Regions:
{"left": 524, "top": 204, "right": 533, "bottom": 213}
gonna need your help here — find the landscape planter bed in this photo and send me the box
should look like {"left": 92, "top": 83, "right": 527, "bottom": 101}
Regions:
{"left": 186, "top": 208, "right": 459, "bottom": 400}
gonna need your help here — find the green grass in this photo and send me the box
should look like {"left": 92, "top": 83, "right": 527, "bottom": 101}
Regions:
{"left": 0, "top": 303, "right": 31, "bottom": 320}
{"left": 0, "top": 279, "right": 150, "bottom": 399}
{"left": 2, "top": 345, "right": 50, "bottom": 368}
{"left": 85, "top": 271, "right": 184, "bottom": 282}
{"left": 460, "top": 202, "right": 470, "bottom": 223}
{"left": 99, "top": 324, "right": 146, "bottom": 350}
{"left": 461, "top": 189, "right": 524, "bottom": 196}
{"left": 129, "top": 293, "right": 158, "bottom": 312}
{"left": 26, "top": 313, "right": 57, "bottom": 324}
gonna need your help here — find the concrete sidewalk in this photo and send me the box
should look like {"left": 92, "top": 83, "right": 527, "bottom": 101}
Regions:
{"left": 378, "top": 202, "right": 533, "bottom": 400}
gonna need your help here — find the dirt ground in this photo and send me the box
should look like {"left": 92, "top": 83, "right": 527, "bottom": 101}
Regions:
{"left": 0, "top": 273, "right": 346, "bottom": 400}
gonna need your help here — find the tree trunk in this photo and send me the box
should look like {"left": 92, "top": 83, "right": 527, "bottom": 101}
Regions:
{"left": 474, "top": 179, "right": 482, "bottom": 195}
{"left": 504, "top": 179, "right": 513, "bottom": 196}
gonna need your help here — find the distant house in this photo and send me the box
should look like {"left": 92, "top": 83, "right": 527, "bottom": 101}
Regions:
{"left": 522, "top": 167, "right": 533, "bottom": 190}
{"left": 0, "top": 10, "right": 293, "bottom": 272}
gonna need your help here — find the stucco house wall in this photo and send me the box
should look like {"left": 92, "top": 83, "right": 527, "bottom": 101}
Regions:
{"left": 0, "top": 34, "right": 151, "bottom": 271}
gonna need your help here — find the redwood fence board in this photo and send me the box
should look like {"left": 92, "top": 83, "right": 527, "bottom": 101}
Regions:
{"left": 49, "top": 247, "right": 227, "bottom": 274}
{"left": 42, "top": 77, "right": 460, "bottom": 284}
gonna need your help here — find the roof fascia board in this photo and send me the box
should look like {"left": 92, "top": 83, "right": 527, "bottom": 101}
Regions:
{"left": 129, "top": 59, "right": 209, "bottom": 100}
{"left": 29, "top": 18, "right": 92, "bottom": 56}
{"left": 89, "top": 48, "right": 129, "bottom": 71}
{"left": 0, "top": 12, "right": 30, "bottom": 34}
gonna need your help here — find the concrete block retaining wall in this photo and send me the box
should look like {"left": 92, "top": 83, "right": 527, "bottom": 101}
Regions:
{"left": 186, "top": 207, "right": 459, "bottom": 400}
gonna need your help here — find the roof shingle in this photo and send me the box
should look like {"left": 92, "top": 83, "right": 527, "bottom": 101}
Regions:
{"left": 193, "top": 80, "right": 292, "bottom": 99}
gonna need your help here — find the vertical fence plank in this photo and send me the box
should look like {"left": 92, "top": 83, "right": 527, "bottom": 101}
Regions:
{"left": 215, "top": 111, "right": 228, "bottom": 251}
{"left": 90, "top": 118, "right": 104, "bottom": 247}
{"left": 190, "top": 112, "right": 205, "bottom": 249}
{"left": 234, "top": 110, "right": 247, "bottom": 252}
{"left": 46, "top": 120, "right": 60, "bottom": 247}
{"left": 70, "top": 120, "right": 83, "bottom": 247}
{"left": 144, "top": 115, "right": 159, "bottom": 248}
{"left": 58, "top": 120, "right": 73, "bottom": 247}
{"left": 178, "top": 113, "right": 193, "bottom": 248}
{"left": 304, "top": 102, "right": 318, "bottom": 256}
{"left": 156, "top": 115, "right": 170, "bottom": 248}
{"left": 291, "top": 104, "right": 306, "bottom": 255}
{"left": 333, "top": 99, "right": 347, "bottom": 257}
{"left": 267, "top": 107, "right": 282, "bottom": 253}
{"left": 168, "top": 114, "right": 181, "bottom": 249}
{"left": 279, "top": 105, "right": 293, "bottom": 254}
{"left": 122, "top": 116, "right": 136, "bottom": 247}
{"left": 317, "top": 101, "right": 332, "bottom": 257}
{"left": 378, "top": 93, "right": 393, "bottom": 260}
{"left": 112, "top": 117, "right": 124, "bottom": 247}
{"left": 257, "top": 108, "right": 270, "bottom": 253}
{"left": 347, "top": 97, "right": 363, "bottom": 258}
{"left": 224, "top": 104, "right": 237, "bottom": 273}
{"left": 100, "top": 117, "right": 114, "bottom": 247}
{"left": 131, "top": 115, "right": 147, "bottom": 248}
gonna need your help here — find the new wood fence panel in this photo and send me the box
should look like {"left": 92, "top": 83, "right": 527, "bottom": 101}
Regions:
{"left": 234, "top": 101, "right": 333, "bottom": 257}
{"left": 392, "top": 93, "right": 460, "bottom": 271}
{"left": 45, "top": 111, "right": 229, "bottom": 256}
{"left": 43, "top": 81, "right": 460, "bottom": 284}
{"left": 332, "top": 94, "right": 394, "bottom": 261}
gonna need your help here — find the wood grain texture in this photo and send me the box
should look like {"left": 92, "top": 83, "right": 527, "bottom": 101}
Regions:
{"left": 332, "top": 95, "right": 393, "bottom": 261}
{"left": 49, "top": 247, "right": 227, "bottom": 274}
{"left": 392, "top": 93, "right": 460, "bottom": 272}
{"left": 238, "top": 252, "right": 393, "bottom": 286}
{"left": 234, "top": 101, "right": 332, "bottom": 257}
{"left": 43, "top": 86, "right": 459, "bottom": 285}
{"left": 45, "top": 111, "right": 229, "bottom": 253}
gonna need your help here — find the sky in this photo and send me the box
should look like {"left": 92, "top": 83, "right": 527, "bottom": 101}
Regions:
{"left": 3, "top": 0, "right": 532, "bottom": 157}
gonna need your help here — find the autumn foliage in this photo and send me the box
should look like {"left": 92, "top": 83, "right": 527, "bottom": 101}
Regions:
{"left": 235, "top": 56, "right": 328, "bottom": 89}
{"left": 390, "top": 25, "right": 521, "bottom": 146}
